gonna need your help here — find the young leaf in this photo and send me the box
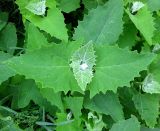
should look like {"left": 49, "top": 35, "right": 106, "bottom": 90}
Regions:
{"left": 70, "top": 41, "right": 96, "bottom": 91}
{"left": 0, "top": 52, "right": 15, "bottom": 84}
{"left": 126, "top": 6, "right": 155, "bottom": 45}
{"left": 110, "top": 116, "right": 140, "bottom": 131}
{"left": 133, "top": 93, "right": 159, "bottom": 128}
{"left": 6, "top": 42, "right": 82, "bottom": 93}
{"left": 74, "top": 0, "right": 124, "bottom": 44}
{"left": 89, "top": 45, "right": 155, "bottom": 97}
{"left": 84, "top": 91, "right": 124, "bottom": 122}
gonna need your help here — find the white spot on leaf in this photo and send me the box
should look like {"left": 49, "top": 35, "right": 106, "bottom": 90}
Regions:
{"left": 131, "top": 1, "right": 145, "bottom": 13}
{"left": 26, "top": 0, "right": 46, "bottom": 16}
{"left": 80, "top": 63, "right": 88, "bottom": 70}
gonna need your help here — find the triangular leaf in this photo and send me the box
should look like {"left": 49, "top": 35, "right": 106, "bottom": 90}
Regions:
{"left": 74, "top": 0, "right": 124, "bottom": 44}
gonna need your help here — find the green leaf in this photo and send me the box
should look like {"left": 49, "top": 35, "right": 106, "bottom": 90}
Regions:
{"left": 0, "top": 52, "right": 15, "bottom": 84}
{"left": 82, "top": 0, "right": 107, "bottom": 10}
{"left": 74, "top": 0, "right": 124, "bottom": 44}
{"left": 118, "top": 23, "right": 137, "bottom": 49}
{"left": 147, "top": 0, "right": 160, "bottom": 12}
{"left": 84, "top": 91, "right": 124, "bottom": 122}
{"left": 133, "top": 93, "right": 159, "bottom": 127}
{"left": 70, "top": 41, "right": 96, "bottom": 91}
{"left": 0, "top": 12, "right": 8, "bottom": 31}
{"left": 141, "top": 127, "right": 160, "bottom": 131}
{"left": 110, "top": 116, "right": 140, "bottom": 131}
{"left": 16, "top": 0, "right": 68, "bottom": 41}
{"left": 90, "top": 45, "right": 155, "bottom": 97}
{"left": 26, "top": 23, "right": 48, "bottom": 51}
{"left": 64, "top": 97, "right": 83, "bottom": 119}
{"left": 0, "top": 23, "right": 17, "bottom": 54}
{"left": 57, "top": 0, "right": 80, "bottom": 13}
{"left": 10, "top": 79, "right": 57, "bottom": 113}
{"left": 142, "top": 74, "right": 160, "bottom": 94}
{"left": 6, "top": 42, "right": 82, "bottom": 93}
{"left": 85, "top": 112, "right": 106, "bottom": 131}
{"left": 39, "top": 88, "right": 64, "bottom": 111}
{"left": 0, "top": 116, "right": 22, "bottom": 131}
{"left": 126, "top": 6, "right": 155, "bottom": 45}
{"left": 56, "top": 113, "right": 82, "bottom": 131}
{"left": 11, "top": 79, "right": 41, "bottom": 108}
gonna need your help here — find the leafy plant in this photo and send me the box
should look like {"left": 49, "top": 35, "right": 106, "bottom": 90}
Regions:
{"left": 0, "top": 0, "right": 160, "bottom": 130}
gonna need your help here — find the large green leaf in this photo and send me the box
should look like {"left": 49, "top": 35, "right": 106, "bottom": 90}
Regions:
{"left": 0, "top": 52, "right": 15, "bottom": 84}
{"left": 89, "top": 45, "right": 155, "bottom": 97}
{"left": 133, "top": 93, "right": 159, "bottom": 128}
{"left": 110, "top": 116, "right": 140, "bottom": 131}
{"left": 16, "top": 0, "right": 68, "bottom": 41}
{"left": 0, "top": 23, "right": 17, "bottom": 54}
{"left": 70, "top": 42, "right": 96, "bottom": 91}
{"left": 74, "top": 0, "right": 124, "bottom": 44}
{"left": 6, "top": 42, "right": 82, "bottom": 93}
{"left": 127, "top": 6, "right": 155, "bottom": 45}
{"left": 84, "top": 91, "right": 124, "bottom": 122}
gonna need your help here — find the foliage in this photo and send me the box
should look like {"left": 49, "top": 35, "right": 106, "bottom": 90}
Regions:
{"left": 0, "top": 0, "right": 160, "bottom": 130}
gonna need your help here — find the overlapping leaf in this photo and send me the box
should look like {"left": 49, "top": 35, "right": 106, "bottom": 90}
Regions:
{"left": 110, "top": 116, "right": 140, "bottom": 131}
{"left": 133, "top": 93, "right": 159, "bottom": 127}
{"left": 74, "top": 0, "right": 124, "bottom": 44}
{"left": 84, "top": 91, "right": 124, "bottom": 122}
{"left": 16, "top": 0, "right": 68, "bottom": 41}
{"left": 57, "top": 0, "right": 80, "bottom": 13}
{"left": 127, "top": 6, "right": 155, "bottom": 45}
{"left": 26, "top": 23, "right": 48, "bottom": 51}
{"left": 0, "top": 52, "right": 15, "bottom": 84}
